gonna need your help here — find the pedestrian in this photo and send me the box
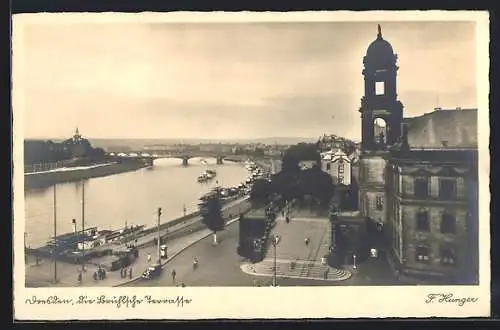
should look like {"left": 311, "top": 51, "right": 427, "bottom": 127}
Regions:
{"left": 285, "top": 216, "right": 290, "bottom": 224}
{"left": 324, "top": 268, "right": 329, "bottom": 280}
{"left": 120, "top": 267, "right": 124, "bottom": 278}
{"left": 181, "top": 282, "right": 185, "bottom": 287}
{"left": 172, "top": 269, "right": 176, "bottom": 283}
{"left": 147, "top": 253, "right": 152, "bottom": 263}
{"left": 77, "top": 272, "right": 82, "bottom": 284}
{"left": 102, "top": 268, "right": 107, "bottom": 279}
{"left": 304, "top": 237, "right": 310, "bottom": 246}
{"left": 93, "top": 271, "right": 98, "bottom": 281}
{"left": 129, "top": 268, "right": 132, "bottom": 279}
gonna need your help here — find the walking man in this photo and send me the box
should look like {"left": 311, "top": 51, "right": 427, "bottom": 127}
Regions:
{"left": 172, "top": 269, "right": 177, "bottom": 283}
{"left": 304, "top": 237, "right": 310, "bottom": 246}
{"left": 129, "top": 267, "right": 132, "bottom": 279}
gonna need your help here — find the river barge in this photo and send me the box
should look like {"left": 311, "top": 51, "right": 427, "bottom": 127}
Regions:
{"left": 26, "top": 224, "right": 145, "bottom": 265}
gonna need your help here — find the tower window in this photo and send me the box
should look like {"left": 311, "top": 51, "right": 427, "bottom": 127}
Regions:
{"left": 373, "top": 118, "right": 387, "bottom": 146}
{"left": 375, "top": 81, "right": 385, "bottom": 95}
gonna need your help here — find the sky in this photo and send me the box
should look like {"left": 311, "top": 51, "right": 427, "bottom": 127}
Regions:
{"left": 16, "top": 20, "right": 477, "bottom": 141}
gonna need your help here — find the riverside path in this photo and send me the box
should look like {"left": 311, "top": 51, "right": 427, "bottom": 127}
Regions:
{"left": 25, "top": 196, "right": 251, "bottom": 287}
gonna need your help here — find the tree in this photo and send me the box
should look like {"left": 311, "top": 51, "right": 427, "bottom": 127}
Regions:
{"left": 199, "top": 188, "right": 225, "bottom": 245}
{"left": 281, "top": 142, "right": 321, "bottom": 172}
{"left": 250, "top": 178, "right": 272, "bottom": 204}
{"left": 270, "top": 171, "right": 302, "bottom": 202}
{"left": 297, "top": 168, "right": 334, "bottom": 208}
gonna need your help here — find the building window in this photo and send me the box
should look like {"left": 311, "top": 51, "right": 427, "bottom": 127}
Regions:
{"left": 416, "top": 209, "right": 430, "bottom": 232}
{"left": 338, "top": 161, "right": 345, "bottom": 184}
{"left": 375, "top": 81, "right": 385, "bottom": 95}
{"left": 440, "top": 212, "right": 456, "bottom": 234}
{"left": 414, "top": 177, "right": 429, "bottom": 198}
{"left": 440, "top": 246, "right": 456, "bottom": 266}
{"left": 326, "top": 163, "right": 331, "bottom": 171}
{"left": 376, "top": 195, "right": 383, "bottom": 210}
{"left": 415, "top": 246, "right": 430, "bottom": 263}
{"left": 439, "top": 179, "right": 456, "bottom": 200}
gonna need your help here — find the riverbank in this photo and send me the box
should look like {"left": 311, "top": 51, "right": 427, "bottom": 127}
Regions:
{"left": 24, "top": 158, "right": 150, "bottom": 189}
{"left": 25, "top": 196, "right": 252, "bottom": 287}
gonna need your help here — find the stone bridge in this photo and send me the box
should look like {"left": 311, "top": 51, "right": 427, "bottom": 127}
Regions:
{"left": 106, "top": 151, "right": 249, "bottom": 166}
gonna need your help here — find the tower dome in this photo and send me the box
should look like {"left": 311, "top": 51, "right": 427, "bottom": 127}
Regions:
{"left": 364, "top": 25, "right": 396, "bottom": 67}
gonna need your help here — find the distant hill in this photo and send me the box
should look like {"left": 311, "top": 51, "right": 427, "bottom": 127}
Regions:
{"left": 25, "top": 137, "right": 320, "bottom": 151}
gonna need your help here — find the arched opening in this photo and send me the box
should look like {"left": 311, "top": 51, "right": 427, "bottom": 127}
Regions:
{"left": 373, "top": 118, "right": 388, "bottom": 148}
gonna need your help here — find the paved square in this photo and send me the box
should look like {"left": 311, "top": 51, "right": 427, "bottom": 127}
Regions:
{"left": 270, "top": 209, "right": 331, "bottom": 263}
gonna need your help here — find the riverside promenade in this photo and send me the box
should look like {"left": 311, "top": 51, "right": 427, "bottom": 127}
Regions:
{"left": 25, "top": 196, "right": 251, "bottom": 287}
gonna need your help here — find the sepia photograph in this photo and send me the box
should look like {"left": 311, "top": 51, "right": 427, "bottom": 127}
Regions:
{"left": 12, "top": 11, "right": 490, "bottom": 319}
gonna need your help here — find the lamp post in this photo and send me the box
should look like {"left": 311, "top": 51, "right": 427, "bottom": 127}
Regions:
{"left": 81, "top": 181, "right": 85, "bottom": 273}
{"left": 272, "top": 234, "right": 280, "bottom": 287}
{"left": 353, "top": 253, "right": 357, "bottom": 270}
{"left": 157, "top": 207, "right": 162, "bottom": 264}
{"left": 53, "top": 185, "right": 58, "bottom": 283}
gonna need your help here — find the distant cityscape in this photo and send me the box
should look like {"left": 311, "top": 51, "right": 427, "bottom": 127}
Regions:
{"left": 23, "top": 24, "right": 479, "bottom": 290}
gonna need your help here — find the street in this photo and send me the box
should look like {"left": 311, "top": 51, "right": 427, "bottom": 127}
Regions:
{"left": 130, "top": 208, "right": 402, "bottom": 287}
{"left": 25, "top": 197, "right": 252, "bottom": 287}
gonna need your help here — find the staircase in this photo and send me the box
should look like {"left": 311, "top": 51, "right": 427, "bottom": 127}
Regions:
{"left": 241, "top": 259, "right": 352, "bottom": 282}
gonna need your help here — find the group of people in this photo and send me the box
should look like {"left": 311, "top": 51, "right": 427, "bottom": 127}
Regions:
{"left": 92, "top": 266, "right": 107, "bottom": 281}
{"left": 120, "top": 266, "right": 132, "bottom": 279}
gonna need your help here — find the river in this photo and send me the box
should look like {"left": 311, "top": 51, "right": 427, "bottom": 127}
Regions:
{"left": 24, "top": 157, "right": 249, "bottom": 248}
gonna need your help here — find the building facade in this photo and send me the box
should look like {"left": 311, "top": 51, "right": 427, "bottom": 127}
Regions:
{"left": 321, "top": 149, "right": 352, "bottom": 185}
{"left": 385, "top": 111, "right": 478, "bottom": 283}
{"left": 355, "top": 25, "right": 478, "bottom": 283}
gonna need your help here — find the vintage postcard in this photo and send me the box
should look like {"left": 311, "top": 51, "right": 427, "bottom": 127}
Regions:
{"left": 12, "top": 11, "right": 490, "bottom": 320}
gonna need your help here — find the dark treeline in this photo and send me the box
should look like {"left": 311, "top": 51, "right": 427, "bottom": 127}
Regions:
{"left": 24, "top": 140, "right": 106, "bottom": 165}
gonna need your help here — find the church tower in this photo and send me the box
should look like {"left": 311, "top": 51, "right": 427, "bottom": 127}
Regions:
{"left": 358, "top": 25, "right": 404, "bottom": 229}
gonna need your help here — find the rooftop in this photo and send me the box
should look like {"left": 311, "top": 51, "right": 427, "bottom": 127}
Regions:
{"left": 404, "top": 108, "right": 478, "bottom": 150}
